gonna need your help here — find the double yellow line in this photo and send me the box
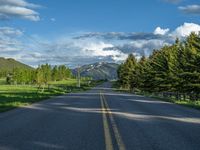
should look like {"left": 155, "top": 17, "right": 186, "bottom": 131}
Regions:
{"left": 100, "top": 91, "right": 126, "bottom": 150}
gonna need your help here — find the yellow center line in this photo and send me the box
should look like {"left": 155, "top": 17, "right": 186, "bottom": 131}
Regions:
{"left": 100, "top": 91, "right": 114, "bottom": 150}
{"left": 102, "top": 92, "right": 126, "bottom": 150}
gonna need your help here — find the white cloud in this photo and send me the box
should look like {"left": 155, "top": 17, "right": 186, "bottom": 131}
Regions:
{"left": 71, "top": 40, "right": 128, "bottom": 62}
{"left": 0, "top": 0, "right": 40, "bottom": 21}
{"left": 130, "top": 39, "right": 170, "bottom": 56}
{"left": 179, "top": 5, "right": 200, "bottom": 15}
{"left": 82, "top": 42, "right": 114, "bottom": 56}
{"left": 11, "top": 36, "right": 129, "bottom": 67}
{"left": 0, "top": 27, "right": 23, "bottom": 52}
{"left": 130, "top": 40, "right": 169, "bottom": 49}
{"left": 0, "top": 27, "right": 23, "bottom": 36}
{"left": 154, "top": 27, "right": 170, "bottom": 35}
{"left": 172, "top": 22, "right": 200, "bottom": 37}
{"left": 154, "top": 23, "right": 200, "bottom": 38}
{"left": 2, "top": 23, "right": 200, "bottom": 67}
{"left": 82, "top": 42, "right": 128, "bottom": 61}
{"left": 0, "top": 0, "right": 40, "bottom": 8}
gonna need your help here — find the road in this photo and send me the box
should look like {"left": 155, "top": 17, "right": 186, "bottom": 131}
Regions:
{"left": 0, "top": 83, "right": 200, "bottom": 150}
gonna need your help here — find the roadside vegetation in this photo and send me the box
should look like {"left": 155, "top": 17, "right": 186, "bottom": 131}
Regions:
{"left": 116, "top": 32, "right": 200, "bottom": 109}
{"left": 0, "top": 64, "right": 99, "bottom": 112}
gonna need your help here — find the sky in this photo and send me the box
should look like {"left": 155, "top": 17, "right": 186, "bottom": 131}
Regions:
{"left": 0, "top": 0, "right": 200, "bottom": 68}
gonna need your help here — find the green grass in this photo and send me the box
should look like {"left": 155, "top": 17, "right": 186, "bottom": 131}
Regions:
{"left": 0, "top": 79, "right": 100, "bottom": 112}
{"left": 135, "top": 92, "right": 200, "bottom": 111}
{"left": 0, "top": 78, "right": 6, "bottom": 85}
{"left": 112, "top": 81, "right": 200, "bottom": 111}
{"left": 175, "top": 100, "right": 200, "bottom": 110}
{"left": 150, "top": 95, "right": 200, "bottom": 110}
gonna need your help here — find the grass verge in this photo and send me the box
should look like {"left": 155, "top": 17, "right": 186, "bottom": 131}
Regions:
{"left": 143, "top": 93, "right": 200, "bottom": 110}
{"left": 0, "top": 79, "right": 101, "bottom": 112}
{"left": 112, "top": 82, "right": 200, "bottom": 111}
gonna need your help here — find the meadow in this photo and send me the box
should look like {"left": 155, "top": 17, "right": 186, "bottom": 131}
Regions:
{"left": 0, "top": 78, "right": 98, "bottom": 112}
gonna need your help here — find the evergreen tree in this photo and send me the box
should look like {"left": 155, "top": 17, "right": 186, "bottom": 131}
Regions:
{"left": 117, "top": 33, "right": 200, "bottom": 100}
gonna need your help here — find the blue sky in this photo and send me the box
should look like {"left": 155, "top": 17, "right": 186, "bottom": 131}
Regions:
{"left": 0, "top": 0, "right": 200, "bottom": 67}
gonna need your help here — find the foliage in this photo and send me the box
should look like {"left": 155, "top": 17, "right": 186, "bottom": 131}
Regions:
{"left": 117, "top": 33, "right": 200, "bottom": 100}
{"left": 4, "top": 64, "right": 72, "bottom": 86}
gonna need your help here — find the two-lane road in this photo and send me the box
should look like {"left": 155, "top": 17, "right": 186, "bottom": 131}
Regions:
{"left": 0, "top": 83, "right": 200, "bottom": 150}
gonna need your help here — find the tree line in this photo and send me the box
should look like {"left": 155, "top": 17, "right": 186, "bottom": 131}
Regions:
{"left": 117, "top": 33, "right": 200, "bottom": 100}
{"left": 6, "top": 64, "right": 72, "bottom": 85}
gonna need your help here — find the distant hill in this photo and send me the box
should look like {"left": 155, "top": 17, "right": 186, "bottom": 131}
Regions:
{"left": 0, "top": 57, "right": 33, "bottom": 72}
{"left": 72, "top": 62, "right": 119, "bottom": 80}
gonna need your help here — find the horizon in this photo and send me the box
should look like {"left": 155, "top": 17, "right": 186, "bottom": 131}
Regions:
{"left": 0, "top": 0, "right": 200, "bottom": 67}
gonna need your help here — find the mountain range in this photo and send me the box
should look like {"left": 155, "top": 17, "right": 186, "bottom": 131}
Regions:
{"left": 0, "top": 57, "right": 119, "bottom": 80}
{"left": 72, "top": 62, "right": 119, "bottom": 80}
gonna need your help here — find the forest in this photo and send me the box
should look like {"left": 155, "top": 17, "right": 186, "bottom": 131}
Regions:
{"left": 5, "top": 64, "right": 72, "bottom": 85}
{"left": 117, "top": 32, "right": 200, "bottom": 101}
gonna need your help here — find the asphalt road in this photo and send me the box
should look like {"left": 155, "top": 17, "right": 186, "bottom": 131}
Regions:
{"left": 0, "top": 83, "right": 200, "bottom": 150}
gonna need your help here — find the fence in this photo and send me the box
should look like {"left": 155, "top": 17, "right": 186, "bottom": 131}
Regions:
{"left": 150, "top": 92, "right": 200, "bottom": 101}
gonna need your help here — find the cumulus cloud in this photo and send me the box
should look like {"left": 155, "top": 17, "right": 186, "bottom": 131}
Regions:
{"left": 72, "top": 22, "right": 200, "bottom": 64}
{"left": 179, "top": 5, "right": 200, "bottom": 15}
{"left": 0, "top": 27, "right": 23, "bottom": 36}
{"left": 82, "top": 42, "right": 127, "bottom": 61}
{"left": 172, "top": 22, "right": 200, "bottom": 37}
{"left": 154, "top": 27, "right": 170, "bottom": 35}
{"left": 130, "top": 39, "right": 170, "bottom": 55}
{"left": 12, "top": 37, "right": 128, "bottom": 67}
{"left": 1, "top": 22, "right": 200, "bottom": 67}
{"left": 0, "top": 27, "right": 23, "bottom": 52}
{"left": 51, "top": 40, "right": 127, "bottom": 65}
{"left": 0, "top": 0, "right": 40, "bottom": 21}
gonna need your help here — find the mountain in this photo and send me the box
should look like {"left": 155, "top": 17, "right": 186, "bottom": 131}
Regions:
{"left": 72, "top": 62, "right": 119, "bottom": 80}
{"left": 0, "top": 57, "right": 33, "bottom": 72}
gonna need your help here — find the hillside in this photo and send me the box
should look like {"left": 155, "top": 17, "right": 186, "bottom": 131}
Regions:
{"left": 73, "top": 62, "right": 119, "bottom": 80}
{"left": 0, "top": 57, "right": 33, "bottom": 72}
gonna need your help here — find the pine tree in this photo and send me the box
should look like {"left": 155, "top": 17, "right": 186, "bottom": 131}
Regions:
{"left": 117, "top": 33, "right": 200, "bottom": 100}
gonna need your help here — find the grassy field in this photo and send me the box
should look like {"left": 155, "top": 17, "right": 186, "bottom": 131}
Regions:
{"left": 0, "top": 79, "right": 100, "bottom": 112}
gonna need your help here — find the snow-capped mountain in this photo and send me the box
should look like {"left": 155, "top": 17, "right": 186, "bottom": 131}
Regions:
{"left": 72, "top": 62, "right": 119, "bottom": 80}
